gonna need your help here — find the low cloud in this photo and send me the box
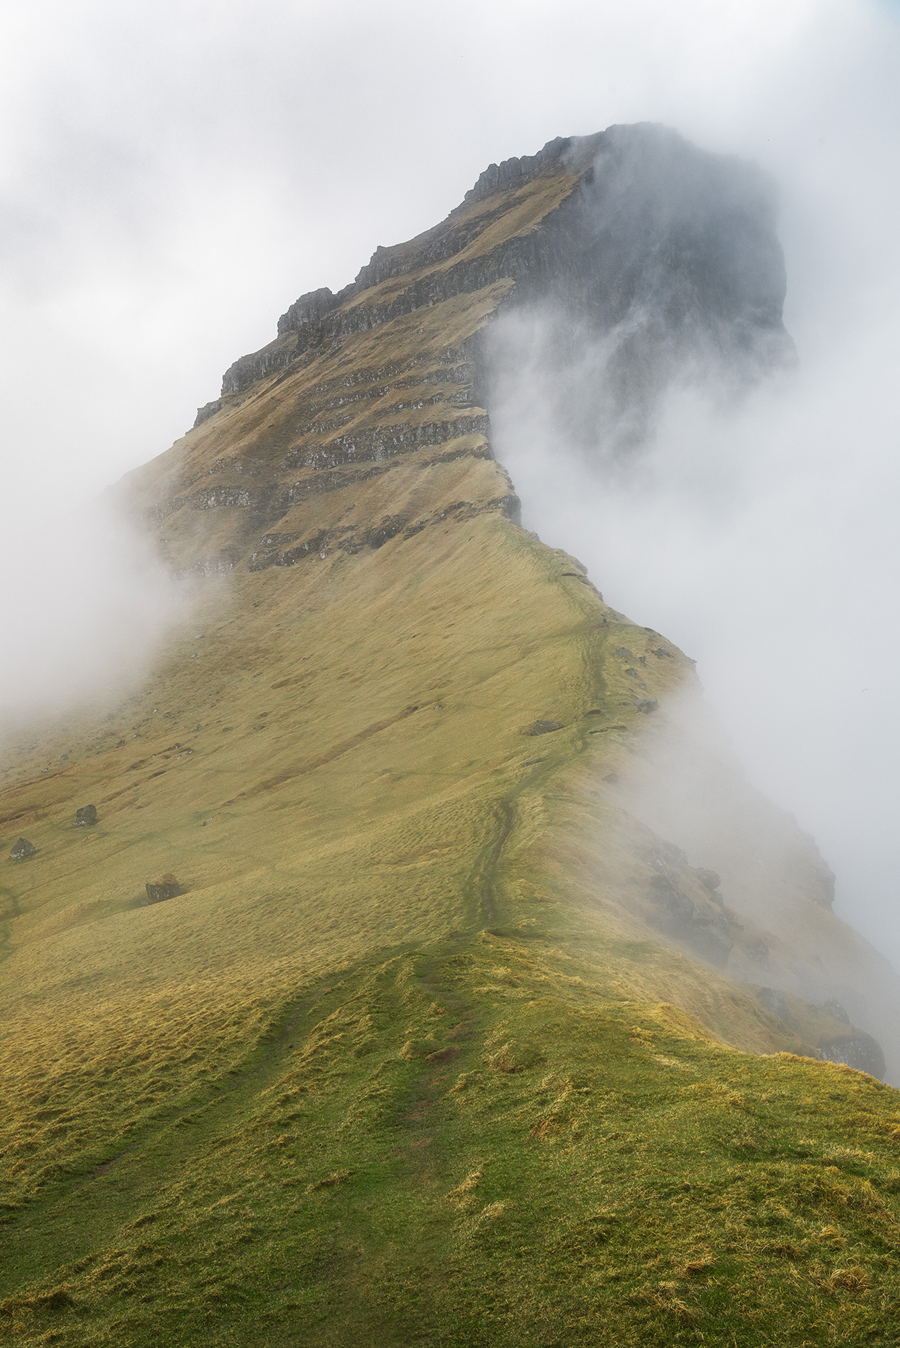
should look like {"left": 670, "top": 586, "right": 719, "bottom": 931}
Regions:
{"left": 487, "top": 122, "right": 900, "bottom": 970}
{"left": 0, "top": 495, "right": 187, "bottom": 729}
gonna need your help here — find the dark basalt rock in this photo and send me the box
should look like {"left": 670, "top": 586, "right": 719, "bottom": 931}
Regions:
{"left": 145, "top": 874, "right": 181, "bottom": 904}
{"left": 73, "top": 804, "right": 97, "bottom": 828}
{"left": 696, "top": 869, "right": 721, "bottom": 893}
{"left": 248, "top": 494, "right": 520, "bottom": 571}
{"left": 277, "top": 286, "right": 339, "bottom": 336}
{"left": 463, "top": 136, "right": 588, "bottom": 207}
{"left": 530, "top": 720, "right": 563, "bottom": 735}
{"left": 756, "top": 986, "right": 791, "bottom": 1020}
{"left": 649, "top": 873, "right": 695, "bottom": 925}
{"left": 193, "top": 398, "right": 226, "bottom": 427}
{"left": 635, "top": 698, "right": 659, "bottom": 713}
{"left": 282, "top": 415, "right": 491, "bottom": 473}
{"left": 818, "top": 1031, "right": 886, "bottom": 1080}
{"left": 221, "top": 340, "right": 299, "bottom": 397}
{"left": 212, "top": 124, "right": 792, "bottom": 430}
{"left": 647, "top": 873, "right": 733, "bottom": 967}
{"left": 685, "top": 917, "right": 735, "bottom": 968}
{"left": 9, "top": 837, "right": 37, "bottom": 860}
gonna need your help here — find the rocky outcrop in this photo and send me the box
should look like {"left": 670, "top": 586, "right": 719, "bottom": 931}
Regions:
{"left": 145, "top": 874, "right": 181, "bottom": 904}
{"left": 221, "top": 335, "right": 299, "bottom": 396}
{"left": 529, "top": 720, "right": 563, "bottom": 735}
{"left": 461, "top": 134, "right": 593, "bottom": 206}
{"left": 214, "top": 125, "right": 792, "bottom": 415}
{"left": 818, "top": 1031, "right": 886, "bottom": 1078}
{"left": 193, "top": 398, "right": 227, "bottom": 427}
{"left": 282, "top": 415, "right": 491, "bottom": 473}
{"left": 277, "top": 286, "right": 340, "bottom": 335}
{"left": 247, "top": 491, "right": 520, "bottom": 571}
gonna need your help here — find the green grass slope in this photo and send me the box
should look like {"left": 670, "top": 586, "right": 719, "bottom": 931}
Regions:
{"left": 4, "top": 931, "right": 900, "bottom": 1346}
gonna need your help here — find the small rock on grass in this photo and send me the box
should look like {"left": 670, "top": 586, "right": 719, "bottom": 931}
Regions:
{"left": 9, "top": 837, "right": 37, "bottom": 860}
{"left": 530, "top": 720, "right": 563, "bottom": 735}
{"left": 73, "top": 804, "right": 98, "bottom": 827}
{"left": 145, "top": 874, "right": 181, "bottom": 904}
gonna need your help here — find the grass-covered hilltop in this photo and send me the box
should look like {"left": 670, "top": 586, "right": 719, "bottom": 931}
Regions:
{"left": 3, "top": 126, "right": 900, "bottom": 1346}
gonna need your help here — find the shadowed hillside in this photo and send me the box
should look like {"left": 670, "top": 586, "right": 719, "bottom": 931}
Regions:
{"left": 2, "top": 126, "right": 900, "bottom": 1347}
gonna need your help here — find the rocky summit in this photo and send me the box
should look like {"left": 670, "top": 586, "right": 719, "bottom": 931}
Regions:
{"left": 2, "top": 126, "right": 900, "bottom": 1347}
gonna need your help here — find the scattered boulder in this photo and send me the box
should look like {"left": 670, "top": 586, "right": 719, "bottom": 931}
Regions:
{"left": 529, "top": 720, "right": 563, "bottom": 735}
{"left": 648, "top": 874, "right": 695, "bottom": 925}
{"left": 73, "top": 804, "right": 98, "bottom": 828}
{"left": 756, "top": 987, "right": 791, "bottom": 1020}
{"left": 646, "top": 873, "right": 734, "bottom": 967}
{"left": 145, "top": 874, "right": 181, "bottom": 904}
{"left": 635, "top": 698, "right": 659, "bottom": 713}
{"left": 696, "top": 868, "right": 721, "bottom": 893}
{"left": 818, "top": 1031, "right": 885, "bottom": 1080}
{"left": 9, "top": 837, "right": 37, "bottom": 861}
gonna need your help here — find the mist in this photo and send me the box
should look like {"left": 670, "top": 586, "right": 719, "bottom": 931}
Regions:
{"left": 2, "top": 1, "right": 899, "bottom": 967}
{"left": 487, "top": 122, "right": 900, "bottom": 971}
{"left": 0, "top": 496, "right": 187, "bottom": 735}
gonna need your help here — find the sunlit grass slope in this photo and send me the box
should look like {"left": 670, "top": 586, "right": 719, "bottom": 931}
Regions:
{"left": 3, "top": 510, "right": 899, "bottom": 1345}
{"left": 2, "top": 138, "right": 900, "bottom": 1345}
{"left": 4, "top": 931, "right": 900, "bottom": 1346}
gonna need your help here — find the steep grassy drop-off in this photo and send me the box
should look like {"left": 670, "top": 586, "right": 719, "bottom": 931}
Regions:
{"left": 2, "top": 126, "right": 900, "bottom": 1345}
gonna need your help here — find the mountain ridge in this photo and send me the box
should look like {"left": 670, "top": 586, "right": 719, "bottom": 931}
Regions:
{"left": 1, "top": 124, "right": 899, "bottom": 1346}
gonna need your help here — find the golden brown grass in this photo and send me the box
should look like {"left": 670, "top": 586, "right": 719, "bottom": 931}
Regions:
{"left": 3, "top": 930, "right": 900, "bottom": 1346}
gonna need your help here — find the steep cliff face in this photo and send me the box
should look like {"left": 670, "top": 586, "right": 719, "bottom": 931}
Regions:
{"left": 1, "top": 127, "right": 899, "bottom": 1347}
{"left": 199, "top": 124, "right": 790, "bottom": 455}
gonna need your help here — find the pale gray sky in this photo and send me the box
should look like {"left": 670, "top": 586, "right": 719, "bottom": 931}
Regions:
{"left": 2, "top": 0, "right": 900, "bottom": 970}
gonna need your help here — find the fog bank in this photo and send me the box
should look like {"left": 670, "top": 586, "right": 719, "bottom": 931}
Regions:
{"left": 488, "top": 132, "right": 900, "bottom": 970}
{"left": 0, "top": 498, "right": 186, "bottom": 729}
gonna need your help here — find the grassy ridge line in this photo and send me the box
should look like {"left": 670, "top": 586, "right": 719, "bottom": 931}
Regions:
{"left": 0, "top": 514, "right": 633, "bottom": 1214}
{"left": 0, "top": 512, "right": 856, "bottom": 1227}
{"left": 2, "top": 932, "right": 900, "bottom": 1346}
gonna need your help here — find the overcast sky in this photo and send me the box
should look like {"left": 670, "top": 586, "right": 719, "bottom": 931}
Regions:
{"left": 2, "top": 0, "right": 900, "bottom": 968}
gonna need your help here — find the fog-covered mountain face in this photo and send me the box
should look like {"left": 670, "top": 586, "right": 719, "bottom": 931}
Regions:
{"left": 486, "top": 124, "right": 793, "bottom": 467}
{"left": 483, "top": 123, "right": 900, "bottom": 979}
